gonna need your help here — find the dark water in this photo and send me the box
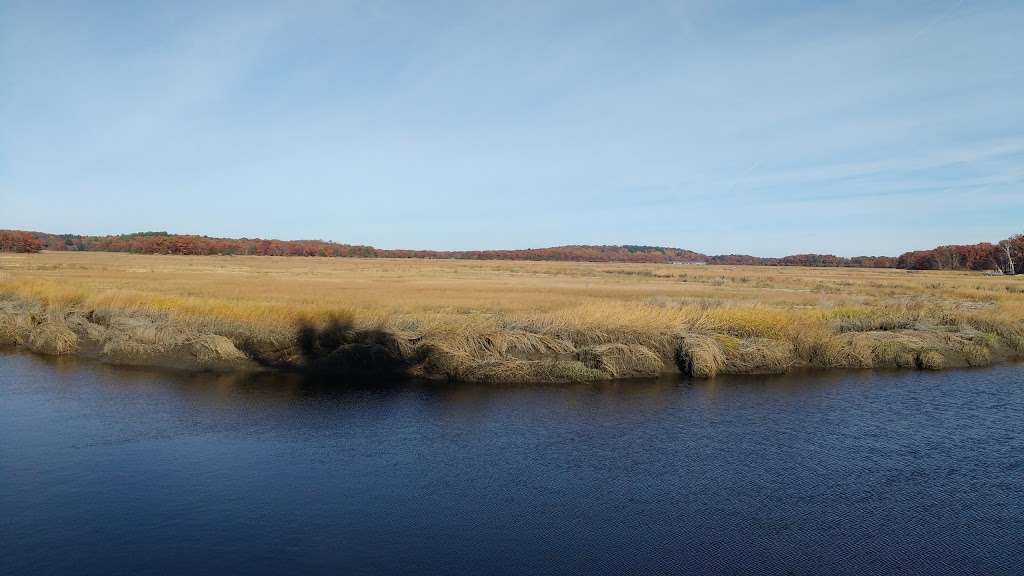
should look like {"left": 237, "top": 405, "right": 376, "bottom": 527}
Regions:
{"left": 2, "top": 352, "right": 1023, "bottom": 575}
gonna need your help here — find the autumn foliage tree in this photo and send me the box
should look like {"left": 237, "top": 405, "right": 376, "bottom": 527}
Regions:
{"left": 0, "top": 230, "right": 42, "bottom": 252}
{"left": 896, "top": 243, "right": 1003, "bottom": 272}
{"left": 997, "top": 235, "right": 1024, "bottom": 275}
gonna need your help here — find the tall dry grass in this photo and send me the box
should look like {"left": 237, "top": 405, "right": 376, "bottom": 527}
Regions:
{"left": 1, "top": 252, "right": 1023, "bottom": 381}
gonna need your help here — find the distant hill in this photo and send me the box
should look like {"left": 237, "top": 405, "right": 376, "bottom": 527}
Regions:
{"left": 1, "top": 229, "right": 1021, "bottom": 273}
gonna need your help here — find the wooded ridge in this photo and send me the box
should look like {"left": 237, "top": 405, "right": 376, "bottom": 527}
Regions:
{"left": 2, "top": 229, "right": 1022, "bottom": 272}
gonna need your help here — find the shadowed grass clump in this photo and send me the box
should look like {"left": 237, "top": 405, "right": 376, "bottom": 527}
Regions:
{"left": 675, "top": 334, "right": 726, "bottom": 378}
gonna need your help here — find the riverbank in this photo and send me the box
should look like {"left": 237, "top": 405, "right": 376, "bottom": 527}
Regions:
{"left": 2, "top": 252, "right": 1023, "bottom": 382}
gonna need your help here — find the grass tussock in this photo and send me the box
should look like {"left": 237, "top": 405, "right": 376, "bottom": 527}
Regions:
{"left": 0, "top": 299, "right": 37, "bottom": 346}
{"left": 723, "top": 338, "right": 796, "bottom": 374}
{"left": 1, "top": 252, "right": 1023, "bottom": 382}
{"left": 676, "top": 334, "right": 726, "bottom": 378}
{"left": 27, "top": 307, "right": 78, "bottom": 355}
{"left": 578, "top": 343, "right": 664, "bottom": 379}
{"left": 917, "top": 350, "right": 946, "bottom": 370}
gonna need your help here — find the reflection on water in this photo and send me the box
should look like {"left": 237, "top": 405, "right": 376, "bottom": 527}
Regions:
{"left": 2, "top": 350, "right": 1023, "bottom": 575}
{"left": 17, "top": 349, "right": 870, "bottom": 404}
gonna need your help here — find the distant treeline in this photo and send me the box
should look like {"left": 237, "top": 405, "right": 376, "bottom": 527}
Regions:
{"left": 1, "top": 229, "right": 1022, "bottom": 273}
{"left": 0, "top": 230, "right": 43, "bottom": 253}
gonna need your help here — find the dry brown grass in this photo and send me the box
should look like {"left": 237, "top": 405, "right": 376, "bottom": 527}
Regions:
{"left": 1, "top": 252, "right": 1023, "bottom": 381}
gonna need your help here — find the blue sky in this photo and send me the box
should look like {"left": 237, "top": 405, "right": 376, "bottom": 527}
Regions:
{"left": 1, "top": 0, "right": 1021, "bottom": 256}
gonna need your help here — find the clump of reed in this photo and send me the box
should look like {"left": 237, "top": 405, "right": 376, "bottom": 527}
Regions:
{"left": 0, "top": 296, "right": 38, "bottom": 346}
{"left": 675, "top": 334, "right": 726, "bottom": 378}
{"left": 191, "top": 334, "right": 247, "bottom": 362}
{"left": 578, "top": 343, "right": 664, "bottom": 379}
{"left": 870, "top": 337, "right": 919, "bottom": 368}
{"left": 917, "top": 350, "right": 945, "bottom": 370}
{"left": 721, "top": 337, "right": 795, "bottom": 374}
{"left": 673, "top": 332, "right": 796, "bottom": 377}
{"left": 27, "top": 306, "right": 79, "bottom": 355}
{"left": 0, "top": 297, "right": 79, "bottom": 355}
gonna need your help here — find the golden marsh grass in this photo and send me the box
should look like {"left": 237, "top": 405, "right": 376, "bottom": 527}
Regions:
{"left": 1, "top": 252, "right": 1023, "bottom": 381}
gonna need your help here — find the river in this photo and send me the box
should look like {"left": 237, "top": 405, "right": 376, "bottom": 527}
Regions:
{"left": 2, "top": 351, "right": 1022, "bottom": 575}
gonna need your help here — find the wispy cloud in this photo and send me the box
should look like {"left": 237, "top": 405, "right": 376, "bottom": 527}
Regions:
{"left": 1, "top": 0, "right": 1022, "bottom": 255}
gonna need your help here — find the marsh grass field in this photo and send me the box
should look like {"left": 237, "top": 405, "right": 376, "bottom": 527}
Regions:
{"left": 2, "top": 251, "right": 1023, "bottom": 382}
